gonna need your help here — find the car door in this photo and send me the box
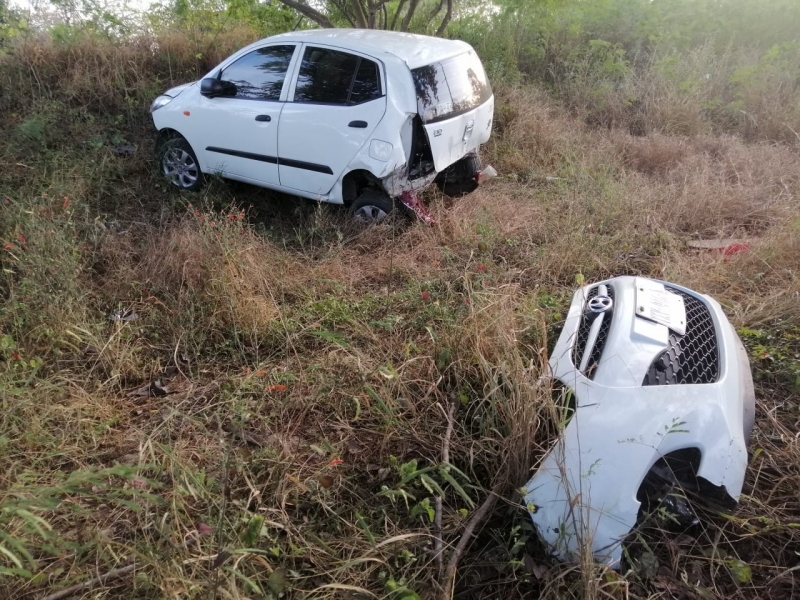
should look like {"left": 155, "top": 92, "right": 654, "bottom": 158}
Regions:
{"left": 190, "top": 44, "right": 298, "bottom": 186}
{"left": 277, "top": 46, "right": 387, "bottom": 196}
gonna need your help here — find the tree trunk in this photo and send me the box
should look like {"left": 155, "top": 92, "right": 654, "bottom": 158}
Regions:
{"left": 428, "top": 0, "right": 445, "bottom": 23}
{"left": 274, "top": 0, "right": 335, "bottom": 28}
{"left": 390, "top": 0, "right": 407, "bottom": 30}
{"left": 349, "top": 0, "right": 369, "bottom": 28}
{"left": 435, "top": 0, "right": 452, "bottom": 36}
{"left": 400, "top": 0, "right": 419, "bottom": 31}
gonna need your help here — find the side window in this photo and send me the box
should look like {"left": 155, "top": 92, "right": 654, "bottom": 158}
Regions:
{"left": 294, "top": 47, "right": 358, "bottom": 104}
{"left": 220, "top": 45, "right": 295, "bottom": 101}
{"left": 293, "top": 47, "right": 382, "bottom": 105}
{"left": 349, "top": 58, "right": 381, "bottom": 104}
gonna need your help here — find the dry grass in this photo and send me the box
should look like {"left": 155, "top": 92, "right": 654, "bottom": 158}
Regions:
{"left": 1, "top": 34, "right": 800, "bottom": 600}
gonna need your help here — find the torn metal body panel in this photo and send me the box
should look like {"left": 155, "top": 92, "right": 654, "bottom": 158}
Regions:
{"left": 525, "top": 276, "right": 754, "bottom": 568}
{"left": 382, "top": 164, "right": 438, "bottom": 197}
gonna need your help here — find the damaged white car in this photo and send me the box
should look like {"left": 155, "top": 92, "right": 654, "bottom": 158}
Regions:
{"left": 150, "top": 29, "right": 494, "bottom": 222}
{"left": 525, "top": 276, "right": 755, "bottom": 567}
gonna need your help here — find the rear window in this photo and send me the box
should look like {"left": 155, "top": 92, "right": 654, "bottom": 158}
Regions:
{"left": 412, "top": 52, "right": 492, "bottom": 123}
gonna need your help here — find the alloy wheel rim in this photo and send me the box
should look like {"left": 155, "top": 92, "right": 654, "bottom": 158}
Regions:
{"left": 354, "top": 205, "right": 388, "bottom": 223}
{"left": 162, "top": 148, "right": 198, "bottom": 188}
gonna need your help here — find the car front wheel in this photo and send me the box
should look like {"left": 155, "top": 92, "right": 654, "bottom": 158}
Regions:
{"left": 156, "top": 135, "right": 204, "bottom": 191}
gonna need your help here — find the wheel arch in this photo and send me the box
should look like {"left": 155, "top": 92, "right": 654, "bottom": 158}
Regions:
{"left": 340, "top": 169, "right": 387, "bottom": 207}
{"left": 155, "top": 127, "right": 185, "bottom": 149}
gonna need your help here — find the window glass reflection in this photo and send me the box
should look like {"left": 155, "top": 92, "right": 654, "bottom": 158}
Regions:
{"left": 221, "top": 45, "right": 295, "bottom": 101}
{"left": 412, "top": 52, "right": 492, "bottom": 123}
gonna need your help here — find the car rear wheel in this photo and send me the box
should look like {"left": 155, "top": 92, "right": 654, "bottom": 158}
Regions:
{"left": 435, "top": 151, "right": 482, "bottom": 198}
{"left": 349, "top": 190, "right": 395, "bottom": 223}
{"left": 156, "top": 136, "right": 204, "bottom": 191}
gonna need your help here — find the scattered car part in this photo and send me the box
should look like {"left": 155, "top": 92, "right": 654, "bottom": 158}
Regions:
{"left": 111, "top": 143, "right": 136, "bottom": 157}
{"left": 686, "top": 237, "right": 755, "bottom": 251}
{"left": 399, "top": 190, "right": 434, "bottom": 225}
{"left": 687, "top": 237, "right": 754, "bottom": 258}
{"left": 477, "top": 164, "right": 498, "bottom": 184}
{"left": 126, "top": 377, "right": 169, "bottom": 398}
{"left": 109, "top": 308, "right": 139, "bottom": 322}
{"left": 524, "top": 276, "right": 755, "bottom": 568}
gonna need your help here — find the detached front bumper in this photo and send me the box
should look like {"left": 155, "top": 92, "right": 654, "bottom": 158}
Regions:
{"left": 524, "top": 276, "right": 754, "bottom": 567}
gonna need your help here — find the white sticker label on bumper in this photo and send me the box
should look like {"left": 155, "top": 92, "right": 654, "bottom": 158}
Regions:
{"left": 635, "top": 278, "right": 687, "bottom": 335}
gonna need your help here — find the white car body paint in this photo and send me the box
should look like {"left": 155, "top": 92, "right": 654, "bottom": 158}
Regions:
{"left": 525, "top": 276, "right": 754, "bottom": 568}
{"left": 422, "top": 98, "right": 493, "bottom": 172}
{"left": 151, "top": 29, "right": 494, "bottom": 205}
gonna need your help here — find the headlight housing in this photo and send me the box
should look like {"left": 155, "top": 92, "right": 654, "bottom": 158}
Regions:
{"left": 150, "top": 95, "right": 173, "bottom": 113}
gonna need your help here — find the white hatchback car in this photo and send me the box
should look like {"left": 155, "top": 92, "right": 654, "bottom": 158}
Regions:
{"left": 150, "top": 29, "right": 494, "bottom": 220}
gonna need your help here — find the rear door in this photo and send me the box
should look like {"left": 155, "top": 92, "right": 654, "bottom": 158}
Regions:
{"left": 277, "top": 45, "right": 387, "bottom": 195}
{"left": 190, "top": 44, "right": 298, "bottom": 185}
{"left": 412, "top": 51, "right": 494, "bottom": 171}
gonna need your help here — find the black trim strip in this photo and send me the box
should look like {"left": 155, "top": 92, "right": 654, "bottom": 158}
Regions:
{"left": 277, "top": 157, "right": 334, "bottom": 175}
{"left": 206, "top": 147, "right": 333, "bottom": 174}
{"left": 207, "top": 146, "right": 277, "bottom": 164}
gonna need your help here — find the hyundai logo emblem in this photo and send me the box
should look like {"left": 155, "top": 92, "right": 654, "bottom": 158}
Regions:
{"left": 588, "top": 295, "right": 613, "bottom": 314}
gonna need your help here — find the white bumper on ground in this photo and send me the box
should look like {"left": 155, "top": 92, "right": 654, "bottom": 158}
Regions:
{"left": 524, "top": 276, "right": 754, "bottom": 567}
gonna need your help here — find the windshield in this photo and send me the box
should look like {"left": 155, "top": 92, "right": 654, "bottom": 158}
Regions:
{"left": 412, "top": 52, "right": 492, "bottom": 124}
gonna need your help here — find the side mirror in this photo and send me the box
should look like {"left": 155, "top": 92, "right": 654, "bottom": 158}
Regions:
{"left": 200, "top": 78, "right": 236, "bottom": 98}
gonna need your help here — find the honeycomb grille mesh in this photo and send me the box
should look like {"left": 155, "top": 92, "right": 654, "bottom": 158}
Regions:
{"left": 642, "top": 287, "right": 719, "bottom": 385}
{"left": 571, "top": 286, "right": 613, "bottom": 379}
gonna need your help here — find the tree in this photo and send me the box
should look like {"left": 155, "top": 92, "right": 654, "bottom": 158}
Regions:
{"left": 0, "top": 0, "right": 27, "bottom": 46}
{"left": 273, "top": 0, "right": 455, "bottom": 35}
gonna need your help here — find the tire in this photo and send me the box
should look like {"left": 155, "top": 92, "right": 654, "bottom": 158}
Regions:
{"left": 435, "top": 151, "right": 482, "bottom": 198}
{"left": 348, "top": 190, "right": 395, "bottom": 223}
{"left": 156, "top": 135, "right": 204, "bottom": 191}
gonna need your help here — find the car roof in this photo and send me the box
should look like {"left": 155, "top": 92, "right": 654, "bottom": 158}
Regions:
{"left": 265, "top": 29, "right": 473, "bottom": 69}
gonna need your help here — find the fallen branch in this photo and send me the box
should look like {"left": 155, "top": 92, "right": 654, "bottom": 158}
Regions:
{"left": 41, "top": 563, "right": 139, "bottom": 600}
{"left": 41, "top": 533, "right": 202, "bottom": 600}
{"left": 434, "top": 402, "right": 457, "bottom": 576}
{"left": 434, "top": 497, "right": 444, "bottom": 576}
{"left": 441, "top": 486, "right": 501, "bottom": 599}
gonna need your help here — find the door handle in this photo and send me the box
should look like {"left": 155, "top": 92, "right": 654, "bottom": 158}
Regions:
{"left": 255, "top": 115, "right": 271, "bottom": 122}
{"left": 348, "top": 120, "right": 368, "bottom": 128}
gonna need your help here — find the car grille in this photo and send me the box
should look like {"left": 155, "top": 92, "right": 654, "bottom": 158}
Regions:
{"left": 642, "top": 287, "right": 719, "bottom": 385}
{"left": 571, "top": 285, "right": 614, "bottom": 379}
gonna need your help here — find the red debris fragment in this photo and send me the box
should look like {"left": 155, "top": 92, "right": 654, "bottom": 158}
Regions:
{"left": 721, "top": 242, "right": 750, "bottom": 256}
{"left": 399, "top": 190, "right": 434, "bottom": 225}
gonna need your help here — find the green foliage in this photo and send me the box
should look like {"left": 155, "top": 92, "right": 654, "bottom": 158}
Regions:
{"left": 0, "top": 465, "right": 157, "bottom": 580}
{"left": 453, "top": 0, "right": 800, "bottom": 141}
{"left": 149, "top": 0, "right": 295, "bottom": 37}
{"left": 0, "top": 0, "right": 25, "bottom": 48}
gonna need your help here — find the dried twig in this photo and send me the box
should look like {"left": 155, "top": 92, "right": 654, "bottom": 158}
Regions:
{"left": 41, "top": 563, "right": 139, "bottom": 600}
{"left": 42, "top": 535, "right": 200, "bottom": 600}
{"left": 211, "top": 423, "right": 234, "bottom": 600}
{"left": 434, "top": 496, "right": 444, "bottom": 575}
{"left": 434, "top": 402, "right": 457, "bottom": 576}
{"left": 441, "top": 486, "right": 501, "bottom": 599}
{"left": 785, "top": 122, "right": 800, "bottom": 144}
